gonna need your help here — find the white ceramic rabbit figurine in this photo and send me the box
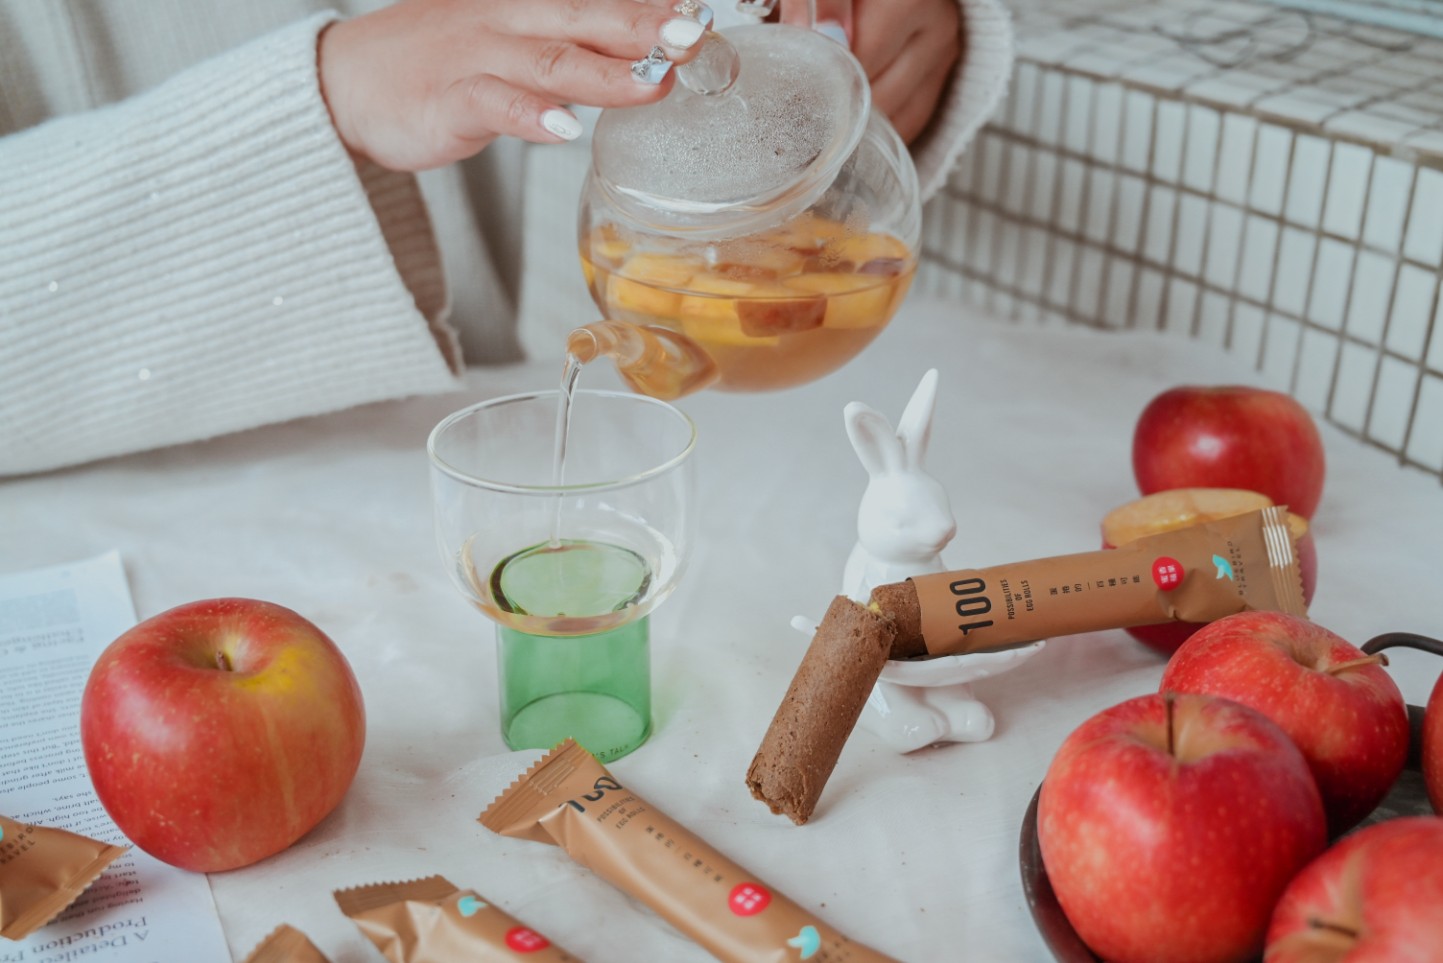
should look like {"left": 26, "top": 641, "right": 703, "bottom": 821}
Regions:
{"left": 812, "top": 368, "right": 1043, "bottom": 753}
{"left": 841, "top": 368, "right": 955, "bottom": 600}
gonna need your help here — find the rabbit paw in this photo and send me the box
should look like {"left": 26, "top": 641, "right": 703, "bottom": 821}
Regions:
{"left": 862, "top": 681, "right": 950, "bottom": 753}
{"left": 934, "top": 690, "right": 996, "bottom": 743}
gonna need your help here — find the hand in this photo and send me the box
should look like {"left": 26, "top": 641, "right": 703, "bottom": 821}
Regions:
{"left": 318, "top": 0, "right": 711, "bottom": 171}
{"left": 782, "top": 0, "right": 961, "bottom": 144}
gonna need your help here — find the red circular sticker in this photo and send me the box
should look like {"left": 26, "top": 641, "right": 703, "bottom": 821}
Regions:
{"left": 505, "top": 927, "right": 551, "bottom": 953}
{"left": 1151, "top": 556, "right": 1184, "bottom": 591}
{"left": 728, "top": 882, "right": 772, "bottom": 916}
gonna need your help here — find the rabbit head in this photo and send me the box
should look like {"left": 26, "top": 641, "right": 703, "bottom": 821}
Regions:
{"left": 844, "top": 369, "right": 957, "bottom": 566}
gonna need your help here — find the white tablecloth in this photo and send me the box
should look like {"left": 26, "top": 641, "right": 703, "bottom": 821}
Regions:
{"left": 4, "top": 296, "right": 1441, "bottom": 963}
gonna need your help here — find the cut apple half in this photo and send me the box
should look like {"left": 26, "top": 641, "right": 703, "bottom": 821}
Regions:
{"left": 1101, "top": 488, "right": 1317, "bottom": 656}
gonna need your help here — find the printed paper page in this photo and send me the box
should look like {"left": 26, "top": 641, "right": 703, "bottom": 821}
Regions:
{"left": 0, "top": 552, "right": 232, "bottom": 963}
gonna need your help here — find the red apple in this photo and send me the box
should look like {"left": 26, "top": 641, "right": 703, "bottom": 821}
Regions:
{"left": 1102, "top": 488, "right": 1317, "bottom": 655}
{"left": 1266, "top": 817, "right": 1443, "bottom": 962}
{"left": 81, "top": 598, "right": 366, "bottom": 872}
{"left": 1133, "top": 385, "right": 1326, "bottom": 519}
{"left": 1430, "top": 684, "right": 1442, "bottom": 815}
{"left": 1038, "top": 692, "right": 1326, "bottom": 963}
{"left": 1359, "top": 633, "right": 1443, "bottom": 814}
{"left": 1162, "top": 612, "right": 1408, "bottom": 836}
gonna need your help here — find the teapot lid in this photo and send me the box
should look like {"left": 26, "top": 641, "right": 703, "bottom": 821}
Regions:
{"left": 592, "top": 23, "right": 869, "bottom": 228}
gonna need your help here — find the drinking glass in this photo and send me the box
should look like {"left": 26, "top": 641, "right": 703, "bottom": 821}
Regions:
{"left": 427, "top": 389, "right": 696, "bottom": 762}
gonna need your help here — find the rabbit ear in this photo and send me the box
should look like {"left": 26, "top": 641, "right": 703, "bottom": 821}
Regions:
{"left": 896, "top": 368, "right": 940, "bottom": 467}
{"left": 844, "top": 401, "right": 904, "bottom": 476}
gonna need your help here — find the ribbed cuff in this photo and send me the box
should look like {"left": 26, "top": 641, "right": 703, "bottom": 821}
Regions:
{"left": 911, "top": 0, "right": 1014, "bottom": 200}
{"left": 0, "top": 13, "right": 461, "bottom": 476}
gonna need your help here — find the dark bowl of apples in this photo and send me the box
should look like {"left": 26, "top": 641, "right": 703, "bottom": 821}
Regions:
{"left": 1019, "top": 701, "right": 1432, "bottom": 963}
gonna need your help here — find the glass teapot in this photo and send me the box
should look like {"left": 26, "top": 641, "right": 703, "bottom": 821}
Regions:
{"left": 570, "top": 0, "right": 922, "bottom": 399}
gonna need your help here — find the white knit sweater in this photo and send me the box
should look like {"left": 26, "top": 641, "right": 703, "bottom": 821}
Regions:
{"left": 0, "top": 1, "right": 1011, "bottom": 476}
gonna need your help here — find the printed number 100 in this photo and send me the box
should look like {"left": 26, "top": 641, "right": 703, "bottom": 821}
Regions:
{"left": 951, "top": 578, "right": 993, "bottom": 635}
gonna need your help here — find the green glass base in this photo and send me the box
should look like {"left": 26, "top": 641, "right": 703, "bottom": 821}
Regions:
{"left": 504, "top": 691, "right": 651, "bottom": 763}
{"left": 496, "top": 615, "right": 651, "bottom": 763}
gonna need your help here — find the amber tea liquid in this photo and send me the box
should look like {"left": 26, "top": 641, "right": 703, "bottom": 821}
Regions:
{"left": 580, "top": 215, "right": 916, "bottom": 395}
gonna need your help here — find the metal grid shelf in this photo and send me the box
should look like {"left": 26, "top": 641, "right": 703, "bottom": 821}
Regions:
{"left": 918, "top": 0, "right": 1443, "bottom": 481}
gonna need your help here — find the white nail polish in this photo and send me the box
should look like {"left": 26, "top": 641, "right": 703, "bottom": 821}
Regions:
{"left": 660, "top": 18, "right": 706, "bottom": 50}
{"left": 814, "top": 19, "right": 848, "bottom": 47}
{"left": 541, "top": 109, "right": 582, "bottom": 141}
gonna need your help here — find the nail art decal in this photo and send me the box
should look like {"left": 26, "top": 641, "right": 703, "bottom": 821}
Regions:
{"left": 631, "top": 45, "right": 673, "bottom": 84}
{"left": 674, "top": 0, "right": 715, "bottom": 29}
{"left": 735, "top": 0, "right": 778, "bottom": 19}
{"left": 540, "top": 109, "right": 582, "bottom": 140}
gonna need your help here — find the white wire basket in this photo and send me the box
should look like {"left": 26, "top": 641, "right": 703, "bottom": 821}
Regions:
{"left": 918, "top": 0, "right": 1443, "bottom": 480}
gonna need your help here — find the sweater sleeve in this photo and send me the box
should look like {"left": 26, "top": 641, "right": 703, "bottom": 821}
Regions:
{"left": 910, "top": 0, "right": 1014, "bottom": 201}
{"left": 0, "top": 13, "right": 462, "bottom": 477}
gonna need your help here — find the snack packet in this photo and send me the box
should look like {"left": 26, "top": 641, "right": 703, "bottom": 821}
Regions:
{"left": 481, "top": 740, "right": 900, "bottom": 963}
{"left": 877, "top": 505, "right": 1305, "bottom": 658}
{"left": 0, "top": 814, "right": 128, "bottom": 941}
{"left": 749, "top": 507, "right": 1306, "bottom": 824}
{"left": 241, "top": 924, "right": 332, "bottom": 963}
{"left": 335, "top": 875, "right": 578, "bottom": 962}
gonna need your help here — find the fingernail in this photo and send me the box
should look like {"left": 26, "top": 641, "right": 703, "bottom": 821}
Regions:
{"left": 660, "top": 17, "right": 706, "bottom": 50}
{"left": 540, "top": 109, "right": 582, "bottom": 141}
{"left": 814, "top": 19, "right": 848, "bottom": 46}
{"left": 631, "top": 46, "right": 672, "bottom": 84}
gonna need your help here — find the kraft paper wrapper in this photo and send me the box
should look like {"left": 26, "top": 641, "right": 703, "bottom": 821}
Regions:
{"left": 242, "top": 924, "right": 332, "bottom": 963}
{"left": 880, "top": 506, "right": 1306, "bottom": 658}
{"left": 0, "top": 815, "right": 128, "bottom": 942}
{"left": 335, "top": 875, "right": 578, "bottom": 963}
{"left": 0, "top": 814, "right": 129, "bottom": 941}
{"left": 481, "top": 740, "right": 900, "bottom": 963}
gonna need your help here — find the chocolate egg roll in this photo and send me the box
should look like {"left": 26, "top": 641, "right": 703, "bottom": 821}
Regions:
{"left": 744, "top": 506, "right": 1306, "bottom": 827}
{"left": 746, "top": 595, "right": 895, "bottom": 825}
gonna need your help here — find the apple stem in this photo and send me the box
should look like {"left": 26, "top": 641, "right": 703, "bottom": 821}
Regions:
{"left": 1164, "top": 691, "right": 1176, "bottom": 757}
{"left": 1324, "top": 653, "right": 1388, "bottom": 676}
{"left": 215, "top": 650, "right": 233, "bottom": 672}
{"left": 1307, "top": 918, "right": 1359, "bottom": 940}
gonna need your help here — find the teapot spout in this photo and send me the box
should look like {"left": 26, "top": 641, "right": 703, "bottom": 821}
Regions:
{"left": 566, "top": 321, "right": 719, "bottom": 401}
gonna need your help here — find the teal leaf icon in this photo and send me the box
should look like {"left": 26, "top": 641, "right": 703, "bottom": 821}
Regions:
{"left": 786, "top": 925, "right": 821, "bottom": 960}
{"left": 457, "top": 895, "right": 486, "bottom": 917}
{"left": 1212, "top": 554, "right": 1235, "bottom": 580}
